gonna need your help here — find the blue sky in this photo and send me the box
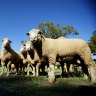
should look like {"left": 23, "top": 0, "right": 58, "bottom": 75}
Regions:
{"left": 0, "top": 0, "right": 96, "bottom": 52}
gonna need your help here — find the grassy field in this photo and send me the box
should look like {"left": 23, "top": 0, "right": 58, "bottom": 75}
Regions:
{"left": 0, "top": 69, "right": 96, "bottom": 96}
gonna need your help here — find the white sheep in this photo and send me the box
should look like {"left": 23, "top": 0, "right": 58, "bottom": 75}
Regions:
{"left": 20, "top": 44, "right": 31, "bottom": 75}
{"left": 24, "top": 41, "right": 41, "bottom": 76}
{"left": 26, "top": 29, "right": 96, "bottom": 83}
{"left": 25, "top": 41, "right": 48, "bottom": 76}
{"left": 0, "top": 38, "right": 21, "bottom": 76}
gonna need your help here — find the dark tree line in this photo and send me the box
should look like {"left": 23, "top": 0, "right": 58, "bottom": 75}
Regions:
{"left": 38, "top": 22, "right": 79, "bottom": 38}
{"left": 88, "top": 31, "right": 96, "bottom": 54}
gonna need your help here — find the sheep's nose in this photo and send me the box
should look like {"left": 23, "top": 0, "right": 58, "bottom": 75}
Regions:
{"left": 31, "top": 37, "right": 37, "bottom": 42}
{"left": 20, "top": 48, "right": 24, "bottom": 52}
{"left": 30, "top": 37, "right": 36, "bottom": 41}
{"left": 26, "top": 45, "right": 31, "bottom": 51}
{"left": 3, "top": 42, "right": 9, "bottom": 46}
{"left": 27, "top": 47, "right": 31, "bottom": 51}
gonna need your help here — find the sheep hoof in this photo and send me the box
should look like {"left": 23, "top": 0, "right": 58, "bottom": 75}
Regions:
{"left": 27, "top": 73, "right": 29, "bottom": 76}
{"left": 83, "top": 74, "right": 89, "bottom": 80}
{"left": 48, "top": 77, "right": 56, "bottom": 83}
{"left": 36, "top": 74, "right": 39, "bottom": 77}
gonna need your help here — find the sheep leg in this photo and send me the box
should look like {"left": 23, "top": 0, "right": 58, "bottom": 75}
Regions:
{"left": 88, "top": 65, "right": 96, "bottom": 83}
{"left": 48, "top": 64, "right": 55, "bottom": 83}
{"left": 22, "top": 65, "right": 25, "bottom": 75}
{"left": 36, "top": 62, "right": 41, "bottom": 77}
{"left": 19, "top": 61, "right": 23, "bottom": 75}
{"left": 61, "top": 62, "right": 64, "bottom": 77}
{"left": 1, "top": 66, "right": 5, "bottom": 76}
{"left": 0, "top": 61, "right": 5, "bottom": 76}
{"left": 40, "top": 63, "right": 45, "bottom": 75}
{"left": 15, "top": 65, "right": 19, "bottom": 75}
{"left": 69, "top": 64, "right": 74, "bottom": 77}
{"left": 32, "top": 65, "right": 36, "bottom": 76}
{"left": 86, "top": 58, "right": 96, "bottom": 83}
{"left": 41, "top": 66, "right": 45, "bottom": 75}
{"left": 48, "top": 56, "right": 56, "bottom": 83}
{"left": 6, "top": 61, "right": 11, "bottom": 76}
{"left": 80, "top": 49, "right": 96, "bottom": 83}
{"left": 27, "top": 64, "right": 30, "bottom": 75}
{"left": 80, "top": 60, "right": 89, "bottom": 79}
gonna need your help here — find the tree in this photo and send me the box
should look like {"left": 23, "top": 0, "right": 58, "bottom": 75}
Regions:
{"left": 38, "top": 22, "right": 79, "bottom": 38}
{"left": 88, "top": 31, "right": 96, "bottom": 54}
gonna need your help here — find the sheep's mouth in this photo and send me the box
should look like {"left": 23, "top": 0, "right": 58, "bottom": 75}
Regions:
{"left": 32, "top": 39, "right": 38, "bottom": 43}
{"left": 21, "top": 50, "right": 26, "bottom": 53}
{"left": 3, "top": 44, "right": 9, "bottom": 48}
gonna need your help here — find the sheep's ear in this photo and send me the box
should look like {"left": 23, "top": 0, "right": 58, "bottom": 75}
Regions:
{"left": 2, "top": 40, "right": 4, "bottom": 42}
{"left": 26, "top": 33, "right": 29, "bottom": 35}
{"left": 38, "top": 30, "right": 43, "bottom": 35}
{"left": 9, "top": 40, "right": 12, "bottom": 43}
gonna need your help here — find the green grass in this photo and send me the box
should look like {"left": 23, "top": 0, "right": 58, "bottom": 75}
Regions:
{"left": 0, "top": 75, "right": 95, "bottom": 96}
{"left": 0, "top": 68, "right": 96, "bottom": 96}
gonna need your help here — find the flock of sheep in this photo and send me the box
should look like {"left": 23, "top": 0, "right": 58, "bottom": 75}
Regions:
{"left": 0, "top": 28, "right": 96, "bottom": 83}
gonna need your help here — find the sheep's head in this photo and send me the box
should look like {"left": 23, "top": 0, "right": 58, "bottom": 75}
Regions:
{"left": 2, "top": 38, "right": 12, "bottom": 48}
{"left": 20, "top": 45, "right": 26, "bottom": 53}
{"left": 24, "top": 41, "right": 34, "bottom": 51}
{"left": 26, "top": 29, "right": 43, "bottom": 43}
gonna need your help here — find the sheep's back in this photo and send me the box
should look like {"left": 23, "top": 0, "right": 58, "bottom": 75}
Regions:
{"left": 45, "top": 38, "right": 87, "bottom": 56}
{"left": 9, "top": 49, "right": 21, "bottom": 63}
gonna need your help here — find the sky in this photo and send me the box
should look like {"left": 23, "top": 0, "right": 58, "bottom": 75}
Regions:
{"left": 0, "top": 0, "right": 96, "bottom": 52}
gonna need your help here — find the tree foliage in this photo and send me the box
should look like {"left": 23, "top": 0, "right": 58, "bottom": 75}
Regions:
{"left": 38, "top": 22, "right": 79, "bottom": 38}
{"left": 88, "top": 31, "right": 96, "bottom": 54}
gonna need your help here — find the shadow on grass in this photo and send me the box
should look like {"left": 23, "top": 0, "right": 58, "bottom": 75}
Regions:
{"left": 0, "top": 75, "right": 96, "bottom": 96}
{"left": 72, "top": 85, "right": 96, "bottom": 96}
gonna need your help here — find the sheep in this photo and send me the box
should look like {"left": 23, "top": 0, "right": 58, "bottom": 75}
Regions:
{"left": 0, "top": 38, "right": 21, "bottom": 76}
{"left": 24, "top": 41, "right": 48, "bottom": 76}
{"left": 26, "top": 29, "right": 96, "bottom": 83}
{"left": 24, "top": 41, "right": 41, "bottom": 76}
{"left": 20, "top": 44, "right": 31, "bottom": 75}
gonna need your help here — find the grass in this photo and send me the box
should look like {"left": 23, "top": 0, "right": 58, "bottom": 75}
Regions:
{"left": 0, "top": 68, "right": 96, "bottom": 96}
